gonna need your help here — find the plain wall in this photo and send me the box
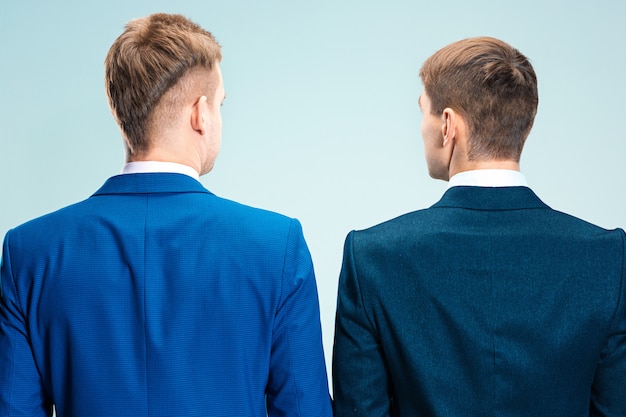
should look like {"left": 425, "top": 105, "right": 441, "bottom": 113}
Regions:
{"left": 1, "top": 0, "right": 625, "bottom": 390}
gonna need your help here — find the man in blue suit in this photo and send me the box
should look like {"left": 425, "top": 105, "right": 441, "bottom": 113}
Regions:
{"left": 0, "top": 13, "right": 332, "bottom": 416}
{"left": 332, "top": 37, "right": 626, "bottom": 416}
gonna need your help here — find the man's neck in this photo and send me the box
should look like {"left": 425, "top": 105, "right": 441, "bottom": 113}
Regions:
{"left": 128, "top": 148, "right": 202, "bottom": 176}
{"left": 449, "top": 159, "right": 520, "bottom": 179}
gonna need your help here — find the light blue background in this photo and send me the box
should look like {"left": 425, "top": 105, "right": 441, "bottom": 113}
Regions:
{"left": 2, "top": 0, "right": 625, "bottom": 383}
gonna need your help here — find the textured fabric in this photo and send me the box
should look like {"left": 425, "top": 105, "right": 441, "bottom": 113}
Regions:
{"left": 333, "top": 186, "right": 626, "bottom": 417}
{"left": 0, "top": 173, "right": 332, "bottom": 416}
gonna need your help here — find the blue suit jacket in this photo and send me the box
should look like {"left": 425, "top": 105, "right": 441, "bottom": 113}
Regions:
{"left": 333, "top": 186, "right": 626, "bottom": 416}
{"left": 0, "top": 173, "right": 332, "bottom": 416}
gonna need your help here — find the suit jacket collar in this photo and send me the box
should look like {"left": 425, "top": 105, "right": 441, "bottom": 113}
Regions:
{"left": 92, "top": 173, "right": 213, "bottom": 196}
{"left": 432, "top": 186, "right": 549, "bottom": 211}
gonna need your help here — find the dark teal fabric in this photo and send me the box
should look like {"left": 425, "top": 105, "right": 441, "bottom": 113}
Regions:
{"left": 0, "top": 173, "right": 332, "bottom": 416}
{"left": 333, "top": 186, "right": 626, "bottom": 416}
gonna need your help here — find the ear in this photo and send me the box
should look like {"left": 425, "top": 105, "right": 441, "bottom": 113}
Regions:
{"left": 190, "top": 95, "right": 209, "bottom": 136}
{"left": 441, "top": 108, "right": 458, "bottom": 148}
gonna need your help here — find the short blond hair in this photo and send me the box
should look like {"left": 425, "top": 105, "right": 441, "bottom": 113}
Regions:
{"left": 419, "top": 37, "right": 538, "bottom": 161}
{"left": 105, "top": 13, "right": 222, "bottom": 156}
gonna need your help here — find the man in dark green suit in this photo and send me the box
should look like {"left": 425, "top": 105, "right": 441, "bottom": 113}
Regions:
{"left": 332, "top": 37, "right": 626, "bottom": 416}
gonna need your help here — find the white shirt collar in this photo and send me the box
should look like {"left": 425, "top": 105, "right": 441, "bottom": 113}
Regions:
{"left": 121, "top": 161, "right": 200, "bottom": 181}
{"left": 448, "top": 169, "right": 528, "bottom": 188}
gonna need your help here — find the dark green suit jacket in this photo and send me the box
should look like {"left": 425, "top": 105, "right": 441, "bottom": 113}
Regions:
{"left": 333, "top": 186, "right": 626, "bottom": 416}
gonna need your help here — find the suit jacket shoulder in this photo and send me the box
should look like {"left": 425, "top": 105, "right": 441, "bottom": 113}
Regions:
{"left": 1, "top": 172, "right": 332, "bottom": 416}
{"left": 333, "top": 185, "right": 626, "bottom": 416}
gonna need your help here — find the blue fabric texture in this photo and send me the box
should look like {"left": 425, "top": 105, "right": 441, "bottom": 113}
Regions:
{"left": 0, "top": 173, "right": 332, "bottom": 416}
{"left": 333, "top": 186, "right": 626, "bottom": 416}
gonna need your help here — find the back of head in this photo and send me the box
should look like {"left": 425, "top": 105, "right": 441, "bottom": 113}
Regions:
{"left": 419, "top": 37, "right": 538, "bottom": 161}
{"left": 105, "top": 13, "right": 222, "bottom": 157}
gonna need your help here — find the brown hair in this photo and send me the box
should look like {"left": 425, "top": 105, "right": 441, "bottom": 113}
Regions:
{"left": 419, "top": 37, "right": 538, "bottom": 161}
{"left": 105, "top": 13, "right": 222, "bottom": 156}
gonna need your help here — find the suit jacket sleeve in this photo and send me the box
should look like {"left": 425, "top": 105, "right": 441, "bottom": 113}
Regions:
{"left": 333, "top": 231, "right": 392, "bottom": 416}
{"left": 0, "top": 231, "right": 53, "bottom": 416}
{"left": 590, "top": 229, "right": 626, "bottom": 416}
{"left": 265, "top": 219, "right": 332, "bottom": 416}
